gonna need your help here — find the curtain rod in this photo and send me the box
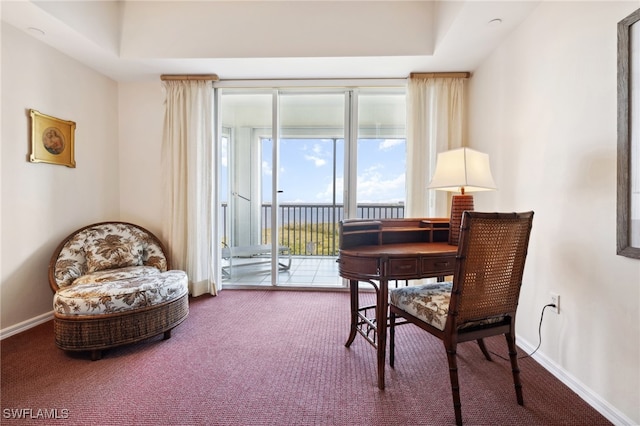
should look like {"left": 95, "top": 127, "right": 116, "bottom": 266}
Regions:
{"left": 409, "top": 72, "right": 471, "bottom": 79}
{"left": 160, "top": 73, "right": 466, "bottom": 82}
{"left": 161, "top": 74, "right": 219, "bottom": 81}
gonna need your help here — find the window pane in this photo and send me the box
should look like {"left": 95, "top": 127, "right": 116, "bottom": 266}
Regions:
{"left": 357, "top": 91, "right": 406, "bottom": 218}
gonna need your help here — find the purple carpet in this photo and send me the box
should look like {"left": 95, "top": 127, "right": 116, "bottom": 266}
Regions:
{"left": 1, "top": 290, "right": 610, "bottom": 425}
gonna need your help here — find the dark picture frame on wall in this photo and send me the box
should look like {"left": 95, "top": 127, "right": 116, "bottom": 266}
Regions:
{"left": 617, "top": 8, "right": 640, "bottom": 259}
{"left": 29, "top": 109, "right": 76, "bottom": 168}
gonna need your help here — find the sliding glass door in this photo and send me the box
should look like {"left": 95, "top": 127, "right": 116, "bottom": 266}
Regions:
{"left": 276, "top": 92, "right": 346, "bottom": 286}
{"left": 219, "top": 91, "right": 274, "bottom": 284}
{"left": 218, "top": 85, "right": 405, "bottom": 288}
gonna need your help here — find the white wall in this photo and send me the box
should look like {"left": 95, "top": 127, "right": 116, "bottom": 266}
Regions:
{"left": 0, "top": 24, "right": 120, "bottom": 333}
{"left": 117, "top": 81, "right": 165, "bottom": 236}
{"left": 469, "top": 2, "right": 640, "bottom": 424}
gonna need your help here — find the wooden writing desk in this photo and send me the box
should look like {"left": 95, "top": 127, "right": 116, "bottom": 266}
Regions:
{"left": 337, "top": 218, "right": 457, "bottom": 389}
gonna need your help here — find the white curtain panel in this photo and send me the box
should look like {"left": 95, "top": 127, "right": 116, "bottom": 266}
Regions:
{"left": 406, "top": 77, "right": 465, "bottom": 218}
{"left": 161, "top": 79, "right": 219, "bottom": 297}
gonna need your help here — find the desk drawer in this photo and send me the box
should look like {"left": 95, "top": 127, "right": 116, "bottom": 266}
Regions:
{"left": 421, "top": 256, "right": 455, "bottom": 275}
{"left": 339, "top": 255, "right": 379, "bottom": 278}
{"left": 388, "top": 258, "right": 419, "bottom": 277}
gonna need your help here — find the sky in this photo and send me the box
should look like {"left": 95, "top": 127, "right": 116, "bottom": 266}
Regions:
{"left": 260, "top": 138, "right": 406, "bottom": 205}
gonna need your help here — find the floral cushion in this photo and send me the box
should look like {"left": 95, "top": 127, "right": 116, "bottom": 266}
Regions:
{"left": 84, "top": 234, "right": 143, "bottom": 273}
{"left": 390, "top": 282, "right": 452, "bottom": 331}
{"left": 53, "top": 223, "right": 168, "bottom": 288}
{"left": 390, "top": 281, "right": 505, "bottom": 331}
{"left": 54, "top": 269, "right": 188, "bottom": 316}
{"left": 72, "top": 266, "right": 162, "bottom": 286}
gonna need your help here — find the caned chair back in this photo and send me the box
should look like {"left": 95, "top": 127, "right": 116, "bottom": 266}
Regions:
{"left": 449, "top": 211, "right": 534, "bottom": 329}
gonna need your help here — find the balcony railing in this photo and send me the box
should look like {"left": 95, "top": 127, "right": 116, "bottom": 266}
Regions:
{"left": 221, "top": 202, "right": 405, "bottom": 256}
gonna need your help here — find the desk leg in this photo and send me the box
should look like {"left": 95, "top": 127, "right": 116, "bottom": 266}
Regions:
{"left": 342, "top": 276, "right": 388, "bottom": 389}
{"left": 345, "top": 279, "right": 359, "bottom": 347}
{"left": 376, "top": 278, "right": 388, "bottom": 390}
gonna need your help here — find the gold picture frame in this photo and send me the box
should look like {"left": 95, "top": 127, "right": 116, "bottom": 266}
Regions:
{"left": 29, "top": 109, "right": 76, "bottom": 168}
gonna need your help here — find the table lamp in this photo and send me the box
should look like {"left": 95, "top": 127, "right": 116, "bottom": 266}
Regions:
{"left": 428, "top": 147, "right": 497, "bottom": 245}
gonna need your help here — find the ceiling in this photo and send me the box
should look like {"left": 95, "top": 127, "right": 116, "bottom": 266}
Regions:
{"left": 1, "top": 1, "right": 541, "bottom": 82}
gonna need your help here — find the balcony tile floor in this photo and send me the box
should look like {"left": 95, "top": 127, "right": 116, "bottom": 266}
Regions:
{"left": 222, "top": 256, "right": 344, "bottom": 288}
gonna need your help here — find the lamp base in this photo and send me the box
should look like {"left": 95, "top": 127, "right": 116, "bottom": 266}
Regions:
{"left": 449, "top": 194, "right": 474, "bottom": 245}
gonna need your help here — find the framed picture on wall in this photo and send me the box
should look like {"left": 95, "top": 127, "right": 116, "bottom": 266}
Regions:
{"left": 617, "top": 8, "right": 640, "bottom": 259}
{"left": 617, "top": 9, "right": 640, "bottom": 259}
{"left": 29, "top": 109, "right": 76, "bottom": 168}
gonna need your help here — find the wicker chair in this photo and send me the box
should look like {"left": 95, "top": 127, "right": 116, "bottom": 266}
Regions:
{"left": 48, "top": 222, "right": 189, "bottom": 360}
{"left": 389, "top": 211, "right": 534, "bottom": 426}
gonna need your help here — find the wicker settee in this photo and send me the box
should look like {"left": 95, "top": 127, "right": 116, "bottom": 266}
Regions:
{"left": 48, "top": 222, "right": 189, "bottom": 360}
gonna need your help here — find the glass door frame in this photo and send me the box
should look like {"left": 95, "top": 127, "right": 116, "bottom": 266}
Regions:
{"left": 270, "top": 89, "right": 280, "bottom": 285}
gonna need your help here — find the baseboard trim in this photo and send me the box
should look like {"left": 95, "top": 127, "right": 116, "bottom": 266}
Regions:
{"left": 517, "top": 335, "right": 634, "bottom": 426}
{"left": 1, "top": 311, "right": 53, "bottom": 340}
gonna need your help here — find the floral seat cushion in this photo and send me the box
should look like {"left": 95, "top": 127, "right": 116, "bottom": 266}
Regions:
{"left": 71, "top": 265, "right": 162, "bottom": 285}
{"left": 54, "top": 268, "right": 188, "bottom": 316}
{"left": 390, "top": 282, "right": 453, "bottom": 330}
{"left": 390, "top": 282, "right": 503, "bottom": 331}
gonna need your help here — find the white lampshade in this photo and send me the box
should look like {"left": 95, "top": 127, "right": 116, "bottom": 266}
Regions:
{"left": 428, "top": 147, "right": 497, "bottom": 193}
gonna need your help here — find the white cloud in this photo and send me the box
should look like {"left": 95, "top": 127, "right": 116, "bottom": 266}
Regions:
{"left": 305, "top": 155, "right": 327, "bottom": 167}
{"left": 262, "top": 160, "right": 272, "bottom": 176}
{"left": 379, "top": 139, "right": 404, "bottom": 151}
{"left": 314, "top": 167, "right": 405, "bottom": 204}
{"left": 316, "top": 177, "right": 344, "bottom": 202}
{"left": 356, "top": 166, "right": 405, "bottom": 203}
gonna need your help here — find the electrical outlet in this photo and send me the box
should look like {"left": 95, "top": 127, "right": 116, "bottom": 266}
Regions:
{"left": 550, "top": 293, "right": 560, "bottom": 314}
